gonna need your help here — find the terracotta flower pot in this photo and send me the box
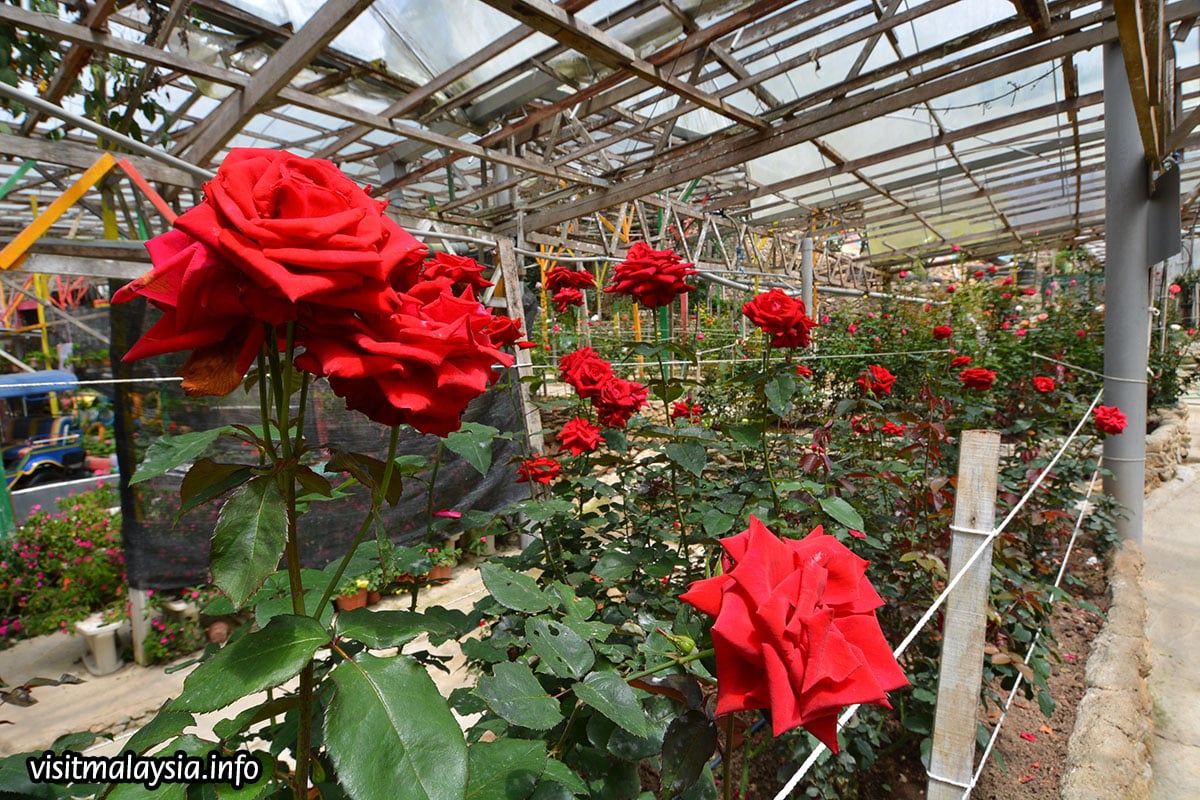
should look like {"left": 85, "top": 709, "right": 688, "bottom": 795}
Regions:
{"left": 428, "top": 564, "right": 453, "bottom": 583}
{"left": 367, "top": 590, "right": 382, "bottom": 606}
{"left": 334, "top": 589, "right": 368, "bottom": 612}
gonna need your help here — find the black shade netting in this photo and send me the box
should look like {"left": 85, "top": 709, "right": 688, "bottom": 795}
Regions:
{"left": 109, "top": 281, "right": 535, "bottom": 591}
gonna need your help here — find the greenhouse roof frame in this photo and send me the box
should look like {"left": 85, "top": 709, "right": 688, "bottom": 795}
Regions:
{"left": 1, "top": 0, "right": 1198, "bottom": 276}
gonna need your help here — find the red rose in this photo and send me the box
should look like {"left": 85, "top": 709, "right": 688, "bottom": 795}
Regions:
{"left": 680, "top": 517, "right": 907, "bottom": 749}
{"left": 593, "top": 377, "right": 649, "bottom": 428}
{"left": 951, "top": 355, "right": 972, "bottom": 367}
{"left": 957, "top": 367, "right": 997, "bottom": 391}
{"left": 1033, "top": 376, "right": 1055, "bottom": 393}
{"left": 856, "top": 365, "right": 895, "bottom": 397}
{"left": 293, "top": 282, "right": 513, "bottom": 436}
{"left": 175, "top": 148, "right": 426, "bottom": 309}
{"left": 552, "top": 287, "right": 584, "bottom": 312}
{"left": 485, "top": 313, "right": 526, "bottom": 348}
{"left": 796, "top": 365, "right": 814, "bottom": 378}
{"left": 557, "top": 417, "right": 603, "bottom": 456}
{"left": 112, "top": 230, "right": 276, "bottom": 396}
{"left": 880, "top": 421, "right": 905, "bottom": 436}
{"left": 932, "top": 325, "right": 952, "bottom": 340}
{"left": 558, "top": 347, "right": 614, "bottom": 400}
{"left": 670, "top": 400, "right": 703, "bottom": 423}
{"left": 545, "top": 265, "right": 596, "bottom": 292}
{"left": 516, "top": 455, "right": 561, "bottom": 484}
{"left": 742, "top": 289, "right": 817, "bottom": 349}
{"left": 1093, "top": 405, "right": 1128, "bottom": 435}
{"left": 422, "top": 251, "right": 493, "bottom": 291}
{"left": 605, "top": 242, "right": 696, "bottom": 309}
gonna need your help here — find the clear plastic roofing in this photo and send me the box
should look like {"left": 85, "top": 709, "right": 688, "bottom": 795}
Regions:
{"left": 1, "top": 0, "right": 1198, "bottom": 274}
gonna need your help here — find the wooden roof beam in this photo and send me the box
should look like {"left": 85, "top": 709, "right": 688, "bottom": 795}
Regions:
{"left": 18, "top": 0, "right": 118, "bottom": 137}
{"left": 476, "top": 0, "right": 766, "bottom": 130}
{"left": 1114, "top": 0, "right": 1164, "bottom": 163}
{"left": 175, "top": 0, "right": 376, "bottom": 166}
{"left": 1009, "top": 0, "right": 1053, "bottom": 33}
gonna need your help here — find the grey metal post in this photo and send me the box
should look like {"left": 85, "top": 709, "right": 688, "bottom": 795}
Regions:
{"left": 1103, "top": 39, "right": 1150, "bottom": 544}
{"left": 801, "top": 237, "right": 814, "bottom": 313}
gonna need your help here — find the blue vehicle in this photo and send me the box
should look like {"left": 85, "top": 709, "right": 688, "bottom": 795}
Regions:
{"left": 0, "top": 370, "right": 88, "bottom": 489}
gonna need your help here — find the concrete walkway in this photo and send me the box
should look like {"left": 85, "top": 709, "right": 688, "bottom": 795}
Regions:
{"left": 1143, "top": 399, "right": 1200, "bottom": 799}
{"left": 0, "top": 560, "right": 491, "bottom": 757}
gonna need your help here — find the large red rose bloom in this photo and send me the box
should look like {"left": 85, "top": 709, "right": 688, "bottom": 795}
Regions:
{"left": 605, "top": 242, "right": 696, "bottom": 309}
{"left": 680, "top": 517, "right": 907, "bottom": 750}
{"left": 742, "top": 289, "right": 817, "bottom": 349}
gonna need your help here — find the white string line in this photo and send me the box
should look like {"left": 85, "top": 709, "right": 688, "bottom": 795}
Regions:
{"left": 1031, "top": 351, "right": 1149, "bottom": 385}
{"left": 0, "top": 376, "right": 183, "bottom": 390}
{"left": 963, "top": 463, "right": 1102, "bottom": 798}
{"left": 773, "top": 389, "right": 1104, "bottom": 799}
{"left": 527, "top": 348, "right": 955, "bottom": 371}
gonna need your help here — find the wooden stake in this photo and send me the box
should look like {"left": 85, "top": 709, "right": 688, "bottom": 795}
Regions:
{"left": 927, "top": 429, "right": 1001, "bottom": 800}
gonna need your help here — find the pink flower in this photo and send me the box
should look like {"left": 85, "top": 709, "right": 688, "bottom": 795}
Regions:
{"left": 434, "top": 510, "right": 462, "bottom": 519}
{"left": 1169, "top": 283, "right": 1182, "bottom": 295}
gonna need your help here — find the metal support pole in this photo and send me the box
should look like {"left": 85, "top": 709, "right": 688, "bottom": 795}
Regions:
{"left": 801, "top": 237, "right": 814, "bottom": 313}
{"left": 1103, "top": 38, "right": 1150, "bottom": 545}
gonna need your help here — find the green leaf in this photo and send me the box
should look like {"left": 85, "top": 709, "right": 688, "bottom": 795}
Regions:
{"left": 537, "top": 759, "right": 587, "bottom": 796}
{"left": 295, "top": 464, "right": 333, "bottom": 498}
{"left": 591, "top": 550, "right": 636, "bottom": 581}
{"left": 336, "top": 608, "right": 459, "bottom": 649}
{"left": 526, "top": 618, "right": 594, "bottom": 679}
{"left": 326, "top": 450, "right": 403, "bottom": 506}
{"left": 179, "top": 459, "right": 253, "bottom": 519}
{"left": 475, "top": 662, "right": 564, "bottom": 731}
{"left": 660, "top": 711, "right": 718, "bottom": 797}
{"left": 326, "top": 653, "right": 467, "bottom": 800}
{"left": 572, "top": 671, "right": 650, "bottom": 737}
{"left": 545, "top": 582, "right": 596, "bottom": 620}
{"left": 665, "top": 441, "right": 706, "bottom": 477}
{"left": 765, "top": 373, "right": 796, "bottom": 417}
{"left": 479, "top": 563, "right": 549, "bottom": 613}
{"left": 724, "top": 424, "right": 761, "bottom": 448}
{"left": 171, "top": 616, "right": 327, "bottom": 713}
{"left": 124, "top": 708, "right": 194, "bottom": 754}
{"left": 465, "top": 739, "right": 546, "bottom": 800}
{"left": 680, "top": 764, "right": 718, "bottom": 800}
{"left": 107, "top": 735, "right": 216, "bottom": 800}
{"left": 1037, "top": 688, "right": 1056, "bottom": 717}
{"left": 132, "top": 428, "right": 231, "bottom": 484}
{"left": 445, "top": 423, "right": 499, "bottom": 477}
{"left": 0, "top": 752, "right": 57, "bottom": 798}
{"left": 818, "top": 496, "right": 864, "bottom": 531}
{"left": 210, "top": 476, "right": 288, "bottom": 608}
{"left": 701, "top": 508, "right": 735, "bottom": 538}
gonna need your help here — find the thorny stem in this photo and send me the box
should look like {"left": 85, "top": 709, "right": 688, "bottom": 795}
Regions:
{"left": 265, "top": 329, "right": 312, "bottom": 800}
{"left": 723, "top": 713, "right": 735, "bottom": 800}
{"left": 760, "top": 347, "right": 782, "bottom": 517}
{"left": 654, "top": 331, "right": 692, "bottom": 579}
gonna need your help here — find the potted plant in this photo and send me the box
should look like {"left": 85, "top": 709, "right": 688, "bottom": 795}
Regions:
{"left": 333, "top": 575, "right": 370, "bottom": 612}
{"left": 364, "top": 568, "right": 385, "bottom": 606}
{"left": 426, "top": 545, "right": 460, "bottom": 583}
{"left": 75, "top": 601, "right": 127, "bottom": 676}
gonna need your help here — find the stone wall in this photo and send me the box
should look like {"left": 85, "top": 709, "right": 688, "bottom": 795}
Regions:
{"left": 1145, "top": 403, "right": 1191, "bottom": 493}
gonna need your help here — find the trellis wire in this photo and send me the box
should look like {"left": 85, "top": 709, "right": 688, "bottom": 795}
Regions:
{"left": 0, "top": 376, "right": 183, "bottom": 390}
{"left": 773, "top": 389, "right": 1104, "bottom": 799}
{"left": 526, "top": 348, "right": 954, "bottom": 371}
